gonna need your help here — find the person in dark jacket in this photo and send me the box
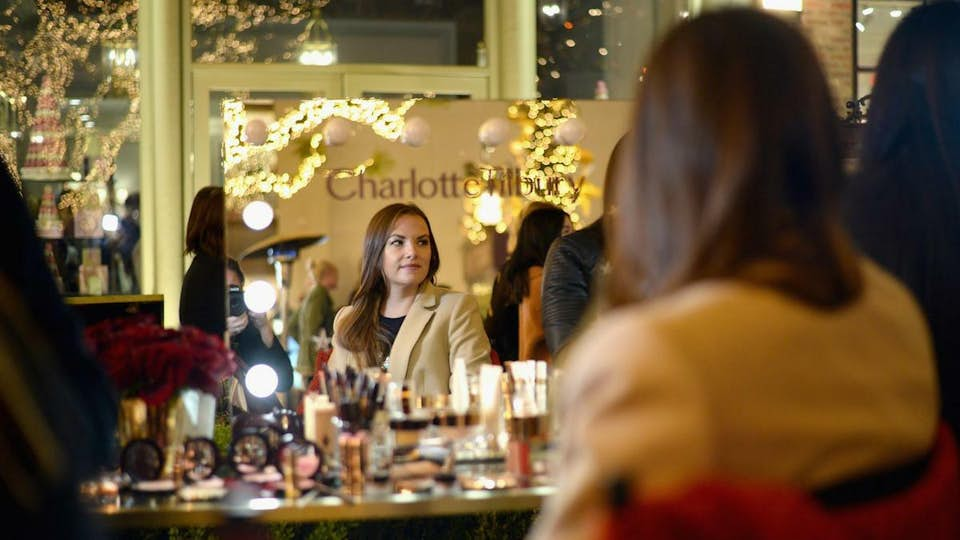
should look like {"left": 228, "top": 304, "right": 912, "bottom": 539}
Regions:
{"left": 180, "top": 186, "right": 226, "bottom": 336}
{"left": 227, "top": 258, "right": 293, "bottom": 414}
{"left": 0, "top": 155, "right": 116, "bottom": 539}
{"left": 541, "top": 136, "right": 625, "bottom": 357}
{"left": 844, "top": 1, "right": 960, "bottom": 434}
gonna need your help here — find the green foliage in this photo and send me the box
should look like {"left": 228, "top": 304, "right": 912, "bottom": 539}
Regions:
{"left": 120, "top": 511, "right": 536, "bottom": 540}
{"left": 168, "top": 527, "right": 215, "bottom": 540}
{"left": 213, "top": 413, "right": 232, "bottom": 456}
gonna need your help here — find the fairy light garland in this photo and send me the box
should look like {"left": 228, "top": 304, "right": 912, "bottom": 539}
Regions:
{"left": 191, "top": 0, "right": 328, "bottom": 64}
{"left": 463, "top": 100, "right": 600, "bottom": 244}
{"left": 223, "top": 98, "right": 417, "bottom": 199}
{"left": 0, "top": 1, "right": 139, "bottom": 182}
{"left": 508, "top": 100, "right": 584, "bottom": 215}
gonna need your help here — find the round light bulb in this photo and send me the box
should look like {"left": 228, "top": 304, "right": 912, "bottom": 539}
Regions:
{"left": 245, "top": 364, "right": 279, "bottom": 398}
{"left": 242, "top": 201, "right": 274, "bottom": 231}
{"left": 102, "top": 213, "right": 120, "bottom": 232}
{"left": 474, "top": 193, "right": 504, "bottom": 226}
{"left": 244, "top": 280, "right": 277, "bottom": 313}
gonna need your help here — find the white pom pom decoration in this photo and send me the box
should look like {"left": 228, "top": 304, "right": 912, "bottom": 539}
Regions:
{"left": 401, "top": 117, "right": 431, "bottom": 147}
{"left": 553, "top": 117, "right": 587, "bottom": 146}
{"left": 244, "top": 119, "right": 268, "bottom": 145}
{"left": 322, "top": 117, "right": 353, "bottom": 146}
{"left": 478, "top": 117, "right": 513, "bottom": 147}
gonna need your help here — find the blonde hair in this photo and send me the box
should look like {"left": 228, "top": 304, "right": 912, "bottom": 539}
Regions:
{"left": 307, "top": 259, "right": 336, "bottom": 284}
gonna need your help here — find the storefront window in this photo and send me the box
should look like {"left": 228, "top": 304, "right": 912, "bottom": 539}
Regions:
{"left": 191, "top": 0, "right": 486, "bottom": 66}
{"left": 0, "top": 2, "right": 141, "bottom": 296}
{"left": 855, "top": 0, "right": 921, "bottom": 102}
{"left": 536, "top": 0, "right": 690, "bottom": 99}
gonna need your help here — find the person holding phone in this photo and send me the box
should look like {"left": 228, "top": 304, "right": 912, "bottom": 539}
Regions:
{"left": 226, "top": 258, "right": 292, "bottom": 413}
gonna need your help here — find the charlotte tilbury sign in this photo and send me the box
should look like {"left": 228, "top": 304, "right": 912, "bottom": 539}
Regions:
{"left": 325, "top": 167, "right": 586, "bottom": 205}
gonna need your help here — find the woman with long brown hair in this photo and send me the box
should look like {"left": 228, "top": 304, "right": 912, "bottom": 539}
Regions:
{"left": 179, "top": 186, "right": 226, "bottom": 336}
{"left": 329, "top": 203, "right": 489, "bottom": 395}
{"left": 486, "top": 204, "right": 570, "bottom": 362}
{"left": 532, "top": 9, "right": 937, "bottom": 539}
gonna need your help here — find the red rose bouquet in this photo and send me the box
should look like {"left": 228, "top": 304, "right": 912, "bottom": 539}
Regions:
{"left": 86, "top": 315, "right": 237, "bottom": 405}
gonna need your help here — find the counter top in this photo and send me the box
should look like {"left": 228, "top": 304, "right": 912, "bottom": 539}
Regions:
{"left": 93, "top": 485, "right": 554, "bottom": 529}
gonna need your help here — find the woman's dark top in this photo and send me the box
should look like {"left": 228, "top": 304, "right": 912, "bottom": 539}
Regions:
{"left": 180, "top": 251, "right": 226, "bottom": 336}
{"left": 487, "top": 302, "right": 520, "bottom": 362}
{"left": 380, "top": 315, "right": 406, "bottom": 350}
{"left": 845, "top": 162, "right": 960, "bottom": 433}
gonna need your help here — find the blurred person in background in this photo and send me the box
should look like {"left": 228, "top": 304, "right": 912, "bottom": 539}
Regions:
{"left": 844, "top": 0, "right": 960, "bottom": 435}
{"left": 541, "top": 135, "right": 626, "bottom": 359}
{"left": 180, "top": 186, "right": 226, "bottom": 337}
{"left": 296, "top": 259, "right": 338, "bottom": 383}
{"left": 226, "top": 258, "right": 292, "bottom": 414}
{"left": 532, "top": 10, "right": 937, "bottom": 539}
{"left": 112, "top": 192, "right": 140, "bottom": 294}
{"left": 0, "top": 156, "right": 116, "bottom": 538}
{"left": 486, "top": 205, "right": 569, "bottom": 362}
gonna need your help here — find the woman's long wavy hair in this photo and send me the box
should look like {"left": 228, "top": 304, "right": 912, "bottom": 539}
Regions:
{"left": 485, "top": 205, "right": 568, "bottom": 360}
{"left": 608, "top": 9, "right": 862, "bottom": 309}
{"left": 338, "top": 203, "right": 440, "bottom": 366}
{"left": 490, "top": 206, "right": 569, "bottom": 305}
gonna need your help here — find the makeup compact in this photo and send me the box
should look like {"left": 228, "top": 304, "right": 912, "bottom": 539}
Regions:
{"left": 121, "top": 438, "right": 164, "bottom": 482}
{"left": 183, "top": 437, "right": 219, "bottom": 482}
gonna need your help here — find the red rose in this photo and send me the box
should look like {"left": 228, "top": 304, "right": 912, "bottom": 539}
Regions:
{"left": 85, "top": 317, "right": 237, "bottom": 404}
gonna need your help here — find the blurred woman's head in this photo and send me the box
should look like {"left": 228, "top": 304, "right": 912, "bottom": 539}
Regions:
{"left": 859, "top": 1, "right": 960, "bottom": 183}
{"left": 307, "top": 259, "right": 339, "bottom": 291}
{"left": 609, "top": 8, "right": 860, "bottom": 309}
{"left": 496, "top": 205, "right": 570, "bottom": 305}
{"left": 185, "top": 186, "right": 224, "bottom": 257}
{"left": 339, "top": 203, "right": 439, "bottom": 365}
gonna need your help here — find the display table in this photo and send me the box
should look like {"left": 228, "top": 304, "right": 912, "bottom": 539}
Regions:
{"left": 94, "top": 485, "right": 553, "bottom": 529}
{"left": 65, "top": 294, "right": 163, "bottom": 326}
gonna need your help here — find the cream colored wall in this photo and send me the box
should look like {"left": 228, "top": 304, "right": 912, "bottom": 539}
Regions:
{"left": 234, "top": 99, "right": 632, "bottom": 312}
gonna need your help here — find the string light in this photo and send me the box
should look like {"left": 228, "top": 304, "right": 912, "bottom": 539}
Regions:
{"left": 462, "top": 100, "right": 600, "bottom": 245}
{"left": 191, "top": 0, "right": 327, "bottom": 64}
{"left": 222, "top": 98, "right": 417, "bottom": 199}
{"left": 0, "top": 1, "right": 139, "bottom": 184}
{"left": 507, "top": 100, "right": 598, "bottom": 221}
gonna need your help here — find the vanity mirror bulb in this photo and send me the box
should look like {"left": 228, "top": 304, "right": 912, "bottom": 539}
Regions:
{"left": 244, "top": 280, "right": 277, "bottom": 313}
{"left": 242, "top": 200, "right": 274, "bottom": 231}
{"left": 245, "top": 364, "right": 280, "bottom": 398}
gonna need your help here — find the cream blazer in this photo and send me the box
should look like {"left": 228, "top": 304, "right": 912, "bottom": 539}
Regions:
{"left": 530, "top": 260, "right": 938, "bottom": 539}
{"left": 329, "top": 283, "right": 490, "bottom": 396}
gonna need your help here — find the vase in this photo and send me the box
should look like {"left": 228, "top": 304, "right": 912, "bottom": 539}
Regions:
{"left": 118, "top": 397, "right": 149, "bottom": 447}
{"left": 173, "top": 389, "right": 217, "bottom": 441}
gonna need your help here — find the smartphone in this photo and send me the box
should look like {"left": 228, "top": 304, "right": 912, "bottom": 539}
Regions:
{"left": 228, "top": 285, "right": 246, "bottom": 317}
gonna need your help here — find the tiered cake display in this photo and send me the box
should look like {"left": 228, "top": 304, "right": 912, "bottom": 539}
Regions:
{"left": 35, "top": 185, "right": 64, "bottom": 239}
{"left": 21, "top": 76, "right": 71, "bottom": 181}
